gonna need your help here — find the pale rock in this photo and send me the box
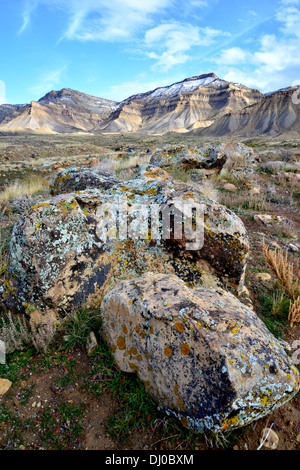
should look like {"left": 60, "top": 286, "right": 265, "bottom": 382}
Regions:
{"left": 223, "top": 183, "right": 237, "bottom": 192}
{"left": 87, "top": 331, "right": 98, "bottom": 356}
{"left": 0, "top": 378, "right": 12, "bottom": 396}
{"left": 288, "top": 243, "right": 299, "bottom": 253}
{"left": 260, "top": 428, "right": 279, "bottom": 450}
{"left": 255, "top": 273, "right": 272, "bottom": 282}
{"left": 101, "top": 272, "right": 300, "bottom": 433}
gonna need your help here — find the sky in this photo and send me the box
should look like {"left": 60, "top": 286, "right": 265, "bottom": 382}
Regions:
{"left": 1, "top": 0, "right": 300, "bottom": 104}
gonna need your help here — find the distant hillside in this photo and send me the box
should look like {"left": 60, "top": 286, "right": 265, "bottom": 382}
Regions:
{"left": 189, "top": 86, "right": 300, "bottom": 138}
{"left": 0, "top": 88, "right": 118, "bottom": 134}
{"left": 0, "top": 75, "right": 299, "bottom": 137}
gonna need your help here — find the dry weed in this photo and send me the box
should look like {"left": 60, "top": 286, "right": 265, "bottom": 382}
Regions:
{"left": 0, "top": 309, "right": 57, "bottom": 354}
{"left": 289, "top": 296, "right": 300, "bottom": 328}
{"left": 0, "top": 175, "right": 49, "bottom": 204}
{"left": 262, "top": 239, "right": 300, "bottom": 327}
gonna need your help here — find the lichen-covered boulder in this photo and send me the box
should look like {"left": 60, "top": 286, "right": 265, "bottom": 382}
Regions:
{"left": 50, "top": 167, "right": 120, "bottom": 196}
{"left": 3, "top": 165, "right": 249, "bottom": 316}
{"left": 101, "top": 272, "right": 300, "bottom": 433}
{"left": 150, "top": 144, "right": 228, "bottom": 175}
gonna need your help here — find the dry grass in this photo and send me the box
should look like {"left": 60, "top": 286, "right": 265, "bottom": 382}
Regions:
{"left": 289, "top": 296, "right": 300, "bottom": 328}
{"left": 262, "top": 239, "right": 299, "bottom": 300}
{"left": 112, "top": 154, "right": 152, "bottom": 172}
{"left": 262, "top": 239, "right": 300, "bottom": 327}
{"left": 0, "top": 310, "right": 57, "bottom": 354}
{"left": 219, "top": 191, "right": 270, "bottom": 212}
{"left": 190, "top": 179, "right": 219, "bottom": 201}
{"left": 0, "top": 175, "right": 50, "bottom": 204}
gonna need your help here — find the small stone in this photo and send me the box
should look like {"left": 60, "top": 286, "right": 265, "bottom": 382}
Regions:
{"left": 260, "top": 428, "right": 279, "bottom": 450}
{"left": 86, "top": 331, "right": 98, "bottom": 356}
{"left": 288, "top": 243, "right": 299, "bottom": 253}
{"left": 19, "top": 445, "right": 26, "bottom": 450}
{"left": 0, "top": 379, "right": 12, "bottom": 396}
{"left": 32, "top": 401, "right": 36, "bottom": 408}
{"left": 255, "top": 273, "right": 272, "bottom": 282}
{"left": 223, "top": 183, "right": 237, "bottom": 192}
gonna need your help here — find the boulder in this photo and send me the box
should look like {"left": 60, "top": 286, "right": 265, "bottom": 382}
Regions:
{"left": 3, "top": 165, "right": 249, "bottom": 316}
{"left": 254, "top": 214, "right": 295, "bottom": 230}
{"left": 49, "top": 167, "right": 120, "bottom": 196}
{"left": 101, "top": 272, "right": 300, "bottom": 433}
{"left": 150, "top": 144, "right": 227, "bottom": 175}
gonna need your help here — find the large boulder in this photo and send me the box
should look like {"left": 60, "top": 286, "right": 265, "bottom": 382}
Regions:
{"left": 150, "top": 144, "right": 227, "bottom": 175}
{"left": 3, "top": 165, "right": 249, "bottom": 317}
{"left": 50, "top": 166, "right": 120, "bottom": 196}
{"left": 101, "top": 272, "right": 300, "bottom": 432}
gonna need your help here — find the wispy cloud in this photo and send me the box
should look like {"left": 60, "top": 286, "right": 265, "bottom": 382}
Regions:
{"left": 21, "top": 0, "right": 173, "bottom": 42}
{"left": 145, "top": 22, "right": 230, "bottom": 70}
{"left": 212, "top": 0, "right": 300, "bottom": 92}
{"left": 18, "top": 0, "right": 39, "bottom": 35}
{"left": 29, "top": 65, "right": 68, "bottom": 98}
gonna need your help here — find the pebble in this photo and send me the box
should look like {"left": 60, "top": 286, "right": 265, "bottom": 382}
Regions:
{"left": 260, "top": 428, "right": 279, "bottom": 450}
{"left": 0, "top": 379, "right": 12, "bottom": 396}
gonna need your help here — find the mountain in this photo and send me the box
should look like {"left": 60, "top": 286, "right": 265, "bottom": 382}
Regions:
{"left": 0, "top": 88, "right": 118, "bottom": 134}
{"left": 98, "top": 73, "right": 264, "bottom": 134}
{"left": 0, "top": 74, "right": 299, "bottom": 137}
{"left": 190, "top": 86, "right": 300, "bottom": 138}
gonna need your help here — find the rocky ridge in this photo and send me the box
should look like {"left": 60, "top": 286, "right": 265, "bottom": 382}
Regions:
{"left": 1, "top": 74, "right": 300, "bottom": 137}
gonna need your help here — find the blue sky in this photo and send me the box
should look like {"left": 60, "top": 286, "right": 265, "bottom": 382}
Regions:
{"left": 1, "top": 0, "right": 300, "bottom": 104}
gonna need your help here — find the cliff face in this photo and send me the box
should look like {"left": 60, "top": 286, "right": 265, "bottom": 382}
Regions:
{"left": 0, "top": 76, "right": 299, "bottom": 137}
{"left": 191, "top": 87, "right": 300, "bottom": 138}
{"left": 0, "top": 88, "right": 118, "bottom": 134}
{"left": 99, "top": 74, "right": 264, "bottom": 134}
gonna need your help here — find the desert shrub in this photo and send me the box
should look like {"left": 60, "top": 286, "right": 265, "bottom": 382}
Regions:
{"left": 280, "top": 149, "right": 296, "bottom": 163}
{"left": 0, "top": 310, "right": 57, "bottom": 355}
{"left": 190, "top": 179, "right": 219, "bottom": 201}
{"left": 62, "top": 305, "right": 102, "bottom": 349}
{"left": 260, "top": 161, "right": 284, "bottom": 174}
{"left": 262, "top": 239, "right": 300, "bottom": 327}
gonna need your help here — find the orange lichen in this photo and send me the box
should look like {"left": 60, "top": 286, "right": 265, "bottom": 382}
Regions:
{"left": 129, "top": 347, "right": 137, "bottom": 355}
{"left": 181, "top": 344, "right": 190, "bottom": 355}
{"left": 175, "top": 322, "right": 184, "bottom": 333}
{"left": 117, "top": 336, "right": 125, "bottom": 350}
{"left": 164, "top": 347, "right": 173, "bottom": 357}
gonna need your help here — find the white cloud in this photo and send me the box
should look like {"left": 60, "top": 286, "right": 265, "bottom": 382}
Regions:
{"left": 213, "top": 0, "right": 300, "bottom": 92}
{"left": 0, "top": 80, "right": 6, "bottom": 105}
{"left": 18, "top": 0, "right": 39, "bottom": 34}
{"left": 214, "top": 47, "right": 251, "bottom": 65}
{"left": 20, "top": 0, "right": 173, "bottom": 42}
{"left": 145, "top": 22, "right": 229, "bottom": 70}
{"left": 29, "top": 65, "right": 68, "bottom": 98}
